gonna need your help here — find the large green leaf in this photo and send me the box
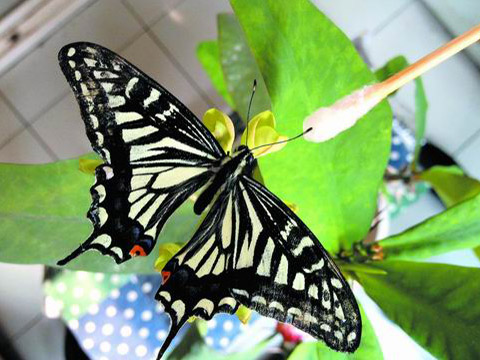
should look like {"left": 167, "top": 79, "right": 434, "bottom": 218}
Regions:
{"left": 418, "top": 165, "right": 480, "bottom": 208}
{"left": 230, "top": 0, "right": 392, "bottom": 252}
{"left": 417, "top": 166, "right": 480, "bottom": 262}
{"left": 414, "top": 78, "right": 427, "bottom": 165}
{"left": 0, "top": 157, "right": 198, "bottom": 273}
{"left": 217, "top": 13, "right": 271, "bottom": 122}
{"left": 375, "top": 55, "right": 427, "bottom": 167}
{"left": 358, "top": 261, "right": 480, "bottom": 360}
{"left": 288, "top": 304, "right": 382, "bottom": 360}
{"left": 377, "top": 192, "right": 480, "bottom": 260}
{"left": 196, "top": 40, "right": 235, "bottom": 108}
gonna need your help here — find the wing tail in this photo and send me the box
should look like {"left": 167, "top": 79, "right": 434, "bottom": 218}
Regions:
{"left": 56, "top": 245, "right": 86, "bottom": 266}
{"left": 156, "top": 316, "right": 187, "bottom": 360}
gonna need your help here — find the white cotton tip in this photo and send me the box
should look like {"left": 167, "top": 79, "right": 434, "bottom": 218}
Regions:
{"left": 303, "top": 84, "right": 383, "bottom": 143}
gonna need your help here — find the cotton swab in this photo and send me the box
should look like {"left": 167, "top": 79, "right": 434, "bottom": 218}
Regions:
{"left": 304, "top": 23, "right": 480, "bottom": 143}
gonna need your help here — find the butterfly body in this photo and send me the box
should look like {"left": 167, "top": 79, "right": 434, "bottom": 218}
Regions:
{"left": 57, "top": 42, "right": 361, "bottom": 358}
{"left": 194, "top": 145, "right": 254, "bottom": 215}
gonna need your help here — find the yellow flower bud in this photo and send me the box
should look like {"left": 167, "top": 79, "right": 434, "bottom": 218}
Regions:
{"left": 202, "top": 108, "right": 235, "bottom": 154}
{"left": 241, "top": 110, "right": 288, "bottom": 158}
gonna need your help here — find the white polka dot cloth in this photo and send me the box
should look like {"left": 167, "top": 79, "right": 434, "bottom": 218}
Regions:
{"left": 385, "top": 118, "right": 428, "bottom": 217}
{"left": 70, "top": 275, "right": 187, "bottom": 359}
{"left": 48, "top": 273, "right": 260, "bottom": 359}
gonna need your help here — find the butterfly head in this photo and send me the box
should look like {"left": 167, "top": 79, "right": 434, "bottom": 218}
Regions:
{"left": 236, "top": 144, "right": 248, "bottom": 152}
{"left": 234, "top": 145, "right": 256, "bottom": 174}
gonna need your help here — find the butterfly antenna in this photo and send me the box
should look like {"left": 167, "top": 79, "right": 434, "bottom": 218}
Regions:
{"left": 250, "top": 127, "right": 313, "bottom": 152}
{"left": 246, "top": 79, "right": 257, "bottom": 148}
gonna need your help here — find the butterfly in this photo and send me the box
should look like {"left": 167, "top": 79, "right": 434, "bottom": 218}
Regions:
{"left": 57, "top": 42, "right": 361, "bottom": 358}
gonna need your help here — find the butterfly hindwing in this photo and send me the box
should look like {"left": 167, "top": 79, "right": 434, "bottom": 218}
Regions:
{"left": 156, "top": 174, "right": 361, "bottom": 357}
{"left": 232, "top": 176, "right": 361, "bottom": 351}
{"left": 155, "top": 189, "right": 240, "bottom": 357}
{"left": 57, "top": 43, "right": 225, "bottom": 265}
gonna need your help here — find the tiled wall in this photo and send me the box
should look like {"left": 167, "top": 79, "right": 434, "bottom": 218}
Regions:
{"left": 0, "top": 1, "right": 478, "bottom": 359}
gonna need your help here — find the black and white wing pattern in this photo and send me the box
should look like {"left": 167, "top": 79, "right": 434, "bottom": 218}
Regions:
{"left": 57, "top": 42, "right": 225, "bottom": 265}
{"left": 233, "top": 176, "right": 361, "bottom": 350}
{"left": 156, "top": 175, "right": 361, "bottom": 358}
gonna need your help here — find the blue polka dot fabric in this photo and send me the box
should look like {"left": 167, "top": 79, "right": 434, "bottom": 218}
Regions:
{"left": 48, "top": 272, "right": 265, "bottom": 359}
{"left": 388, "top": 117, "right": 415, "bottom": 171}
{"left": 70, "top": 275, "right": 188, "bottom": 359}
{"left": 204, "top": 312, "right": 261, "bottom": 352}
{"left": 385, "top": 117, "right": 429, "bottom": 217}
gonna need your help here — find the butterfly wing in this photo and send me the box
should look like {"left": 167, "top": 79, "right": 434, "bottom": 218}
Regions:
{"left": 155, "top": 174, "right": 361, "bottom": 358}
{"left": 154, "top": 187, "right": 241, "bottom": 358}
{"left": 231, "top": 175, "right": 361, "bottom": 351}
{"left": 57, "top": 42, "right": 225, "bottom": 265}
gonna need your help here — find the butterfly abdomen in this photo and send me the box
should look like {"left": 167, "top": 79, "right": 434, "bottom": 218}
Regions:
{"left": 193, "top": 147, "right": 254, "bottom": 215}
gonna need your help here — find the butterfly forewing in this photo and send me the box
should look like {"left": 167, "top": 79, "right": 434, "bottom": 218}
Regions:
{"left": 155, "top": 190, "right": 241, "bottom": 358}
{"left": 57, "top": 43, "right": 225, "bottom": 265}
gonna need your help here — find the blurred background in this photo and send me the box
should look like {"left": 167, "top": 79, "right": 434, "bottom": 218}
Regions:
{"left": 0, "top": 0, "right": 479, "bottom": 359}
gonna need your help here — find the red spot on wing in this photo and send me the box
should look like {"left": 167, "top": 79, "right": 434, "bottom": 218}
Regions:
{"left": 129, "top": 245, "right": 147, "bottom": 257}
{"left": 161, "top": 271, "right": 171, "bottom": 285}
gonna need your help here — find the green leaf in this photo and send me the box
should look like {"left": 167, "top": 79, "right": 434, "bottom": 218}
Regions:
{"left": 378, "top": 192, "right": 480, "bottom": 260}
{"left": 289, "top": 304, "right": 382, "bottom": 360}
{"left": 0, "top": 158, "right": 198, "bottom": 273}
{"left": 375, "top": 55, "right": 427, "bottom": 166}
{"left": 196, "top": 41, "right": 235, "bottom": 108}
{"left": 357, "top": 261, "right": 480, "bottom": 359}
{"left": 230, "top": 0, "right": 392, "bottom": 252}
{"left": 217, "top": 13, "right": 271, "bottom": 122}
{"left": 418, "top": 165, "right": 480, "bottom": 208}
{"left": 414, "top": 77, "right": 427, "bottom": 165}
{"left": 78, "top": 158, "right": 102, "bottom": 175}
{"left": 338, "top": 262, "right": 388, "bottom": 276}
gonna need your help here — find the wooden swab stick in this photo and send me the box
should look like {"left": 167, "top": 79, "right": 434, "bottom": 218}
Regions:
{"left": 304, "top": 23, "right": 480, "bottom": 143}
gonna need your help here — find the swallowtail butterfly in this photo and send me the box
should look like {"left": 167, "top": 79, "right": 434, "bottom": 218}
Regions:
{"left": 57, "top": 42, "right": 361, "bottom": 358}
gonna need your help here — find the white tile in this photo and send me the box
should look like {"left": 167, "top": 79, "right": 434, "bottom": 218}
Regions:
{"left": 456, "top": 134, "right": 480, "bottom": 179}
{"left": 0, "top": 0, "right": 19, "bottom": 17}
{"left": 13, "top": 317, "right": 65, "bottom": 360}
{"left": 312, "top": 0, "right": 412, "bottom": 39}
{"left": 32, "top": 95, "right": 91, "bottom": 160}
{"left": 121, "top": 33, "right": 210, "bottom": 117}
{"left": 124, "top": 0, "right": 184, "bottom": 26}
{"left": 365, "top": 1, "right": 480, "bottom": 155}
{"left": 0, "top": 0, "right": 143, "bottom": 123}
{"left": 388, "top": 192, "right": 444, "bottom": 236}
{"left": 0, "top": 128, "right": 53, "bottom": 163}
{"left": 423, "top": 0, "right": 480, "bottom": 68}
{"left": 0, "top": 264, "right": 44, "bottom": 339}
{"left": 0, "top": 95, "right": 23, "bottom": 146}
{"left": 150, "top": 0, "right": 233, "bottom": 108}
